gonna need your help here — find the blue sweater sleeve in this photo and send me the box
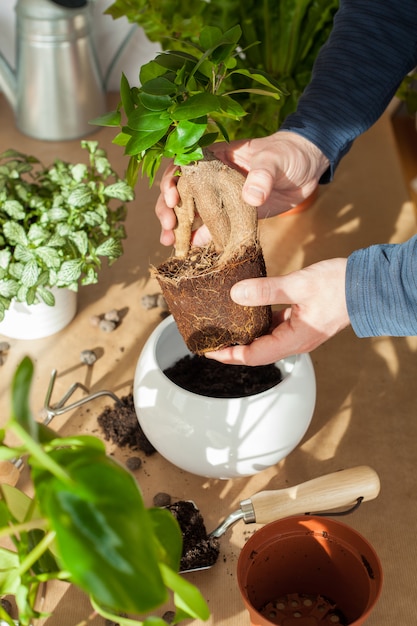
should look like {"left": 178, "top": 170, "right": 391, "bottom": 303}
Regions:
{"left": 346, "top": 236, "right": 417, "bottom": 337}
{"left": 280, "top": 0, "right": 417, "bottom": 180}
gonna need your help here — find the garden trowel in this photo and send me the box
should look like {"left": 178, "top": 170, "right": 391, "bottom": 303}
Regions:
{"left": 180, "top": 465, "right": 380, "bottom": 572}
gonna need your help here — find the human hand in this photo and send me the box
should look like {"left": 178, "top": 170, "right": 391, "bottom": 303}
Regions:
{"left": 205, "top": 258, "right": 350, "bottom": 366}
{"left": 155, "top": 131, "right": 330, "bottom": 247}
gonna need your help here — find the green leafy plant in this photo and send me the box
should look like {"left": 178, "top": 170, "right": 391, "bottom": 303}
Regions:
{"left": 0, "top": 141, "right": 134, "bottom": 322}
{"left": 105, "top": 0, "right": 339, "bottom": 136}
{"left": 0, "top": 357, "right": 209, "bottom": 626}
{"left": 94, "top": 25, "right": 281, "bottom": 352}
{"left": 96, "top": 24, "right": 283, "bottom": 189}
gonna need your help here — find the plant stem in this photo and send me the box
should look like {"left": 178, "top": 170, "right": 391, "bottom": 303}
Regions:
{"left": 17, "top": 530, "right": 56, "bottom": 576}
{"left": 9, "top": 421, "right": 71, "bottom": 484}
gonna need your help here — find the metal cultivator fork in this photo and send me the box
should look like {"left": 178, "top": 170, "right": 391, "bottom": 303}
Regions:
{"left": 11, "top": 369, "right": 122, "bottom": 474}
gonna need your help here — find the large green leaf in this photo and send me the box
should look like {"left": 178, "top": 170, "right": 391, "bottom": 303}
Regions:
{"left": 11, "top": 357, "right": 37, "bottom": 440}
{"left": 32, "top": 447, "right": 170, "bottom": 614}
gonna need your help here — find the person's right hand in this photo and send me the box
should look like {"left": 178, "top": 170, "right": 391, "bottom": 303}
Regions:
{"left": 155, "top": 130, "right": 330, "bottom": 247}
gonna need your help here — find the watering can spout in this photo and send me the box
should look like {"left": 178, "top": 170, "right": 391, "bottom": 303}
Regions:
{"left": 0, "top": 52, "right": 17, "bottom": 111}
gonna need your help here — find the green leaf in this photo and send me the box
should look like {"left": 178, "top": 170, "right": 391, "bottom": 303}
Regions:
{"left": 3, "top": 221, "right": 28, "bottom": 246}
{"left": 3, "top": 199, "right": 26, "bottom": 220}
{"left": 11, "top": 357, "right": 37, "bottom": 440}
{"left": 0, "top": 547, "right": 20, "bottom": 595}
{"left": 127, "top": 107, "right": 172, "bottom": 133}
{"left": 27, "top": 224, "right": 49, "bottom": 245}
{"left": 56, "top": 260, "right": 83, "bottom": 285}
{"left": 90, "top": 109, "right": 121, "bottom": 127}
{"left": 139, "top": 92, "right": 173, "bottom": 112}
{"left": 0, "top": 250, "right": 11, "bottom": 270}
{"left": 173, "top": 147, "right": 204, "bottom": 166}
{"left": 33, "top": 447, "right": 169, "bottom": 614}
{"left": 218, "top": 95, "right": 247, "bottom": 119}
{"left": 160, "top": 563, "right": 210, "bottom": 621}
{"left": 172, "top": 93, "right": 221, "bottom": 121}
{"left": 125, "top": 128, "right": 169, "bottom": 156}
{"left": 36, "top": 286, "right": 56, "bottom": 306}
{"left": 69, "top": 231, "right": 89, "bottom": 256}
{"left": 35, "top": 247, "right": 61, "bottom": 269}
{"left": 120, "top": 72, "right": 135, "bottom": 116}
{"left": 21, "top": 260, "right": 40, "bottom": 287}
{"left": 165, "top": 118, "right": 207, "bottom": 155}
{"left": 141, "top": 75, "right": 178, "bottom": 97}
{"left": 95, "top": 238, "right": 123, "bottom": 259}
{"left": 148, "top": 507, "right": 182, "bottom": 571}
{"left": 67, "top": 185, "right": 93, "bottom": 208}
{"left": 103, "top": 181, "right": 135, "bottom": 201}
{"left": 0, "top": 279, "right": 18, "bottom": 299}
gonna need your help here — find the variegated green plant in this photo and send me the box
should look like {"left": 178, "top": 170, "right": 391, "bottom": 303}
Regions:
{"left": 0, "top": 141, "right": 134, "bottom": 322}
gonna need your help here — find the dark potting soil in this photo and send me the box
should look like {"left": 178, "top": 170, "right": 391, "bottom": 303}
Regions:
{"left": 97, "top": 393, "right": 156, "bottom": 455}
{"left": 167, "top": 500, "right": 220, "bottom": 571}
{"left": 164, "top": 354, "right": 282, "bottom": 398}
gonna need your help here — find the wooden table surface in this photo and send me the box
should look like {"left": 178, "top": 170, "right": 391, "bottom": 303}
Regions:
{"left": 1, "top": 93, "right": 417, "bottom": 626}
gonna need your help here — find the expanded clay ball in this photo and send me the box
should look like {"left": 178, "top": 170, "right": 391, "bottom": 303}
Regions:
{"left": 141, "top": 293, "right": 159, "bottom": 310}
{"left": 99, "top": 319, "right": 117, "bottom": 332}
{"left": 153, "top": 492, "right": 172, "bottom": 507}
{"left": 80, "top": 349, "right": 97, "bottom": 365}
{"left": 104, "top": 309, "right": 120, "bottom": 323}
{"left": 126, "top": 456, "right": 142, "bottom": 471}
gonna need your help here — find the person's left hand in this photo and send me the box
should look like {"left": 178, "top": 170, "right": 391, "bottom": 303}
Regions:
{"left": 205, "top": 258, "right": 350, "bottom": 365}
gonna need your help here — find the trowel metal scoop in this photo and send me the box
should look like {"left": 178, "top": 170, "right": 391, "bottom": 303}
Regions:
{"left": 181, "top": 465, "right": 380, "bottom": 572}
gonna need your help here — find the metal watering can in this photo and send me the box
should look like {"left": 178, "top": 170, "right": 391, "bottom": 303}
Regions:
{"left": 0, "top": 0, "right": 118, "bottom": 140}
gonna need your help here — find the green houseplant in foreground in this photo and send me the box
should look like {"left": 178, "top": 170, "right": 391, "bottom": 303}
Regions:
{"left": 0, "top": 357, "right": 209, "bottom": 626}
{"left": 105, "top": 0, "right": 339, "bottom": 137}
{"left": 96, "top": 25, "right": 283, "bottom": 354}
{"left": 0, "top": 141, "right": 134, "bottom": 322}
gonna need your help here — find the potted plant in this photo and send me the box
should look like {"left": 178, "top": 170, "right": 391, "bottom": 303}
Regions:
{"left": 95, "top": 25, "right": 286, "bottom": 354}
{"left": 0, "top": 140, "right": 134, "bottom": 339}
{"left": 0, "top": 356, "right": 209, "bottom": 626}
{"left": 133, "top": 314, "right": 316, "bottom": 479}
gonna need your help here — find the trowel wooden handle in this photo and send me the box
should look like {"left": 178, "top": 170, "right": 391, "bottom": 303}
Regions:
{"left": 247, "top": 466, "right": 380, "bottom": 524}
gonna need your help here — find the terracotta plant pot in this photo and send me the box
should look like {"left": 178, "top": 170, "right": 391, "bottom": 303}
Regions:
{"left": 156, "top": 244, "right": 271, "bottom": 354}
{"left": 237, "top": 515, "right": 383, "bottom": 626}
{"left": 133, "top": 315, "right": 316, "bottom": 479}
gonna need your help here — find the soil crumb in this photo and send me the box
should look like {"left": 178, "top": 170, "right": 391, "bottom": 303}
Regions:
{"left": 97, "top": 393, "right": 156, "bottom": 455}
{"left": 168, "top": 500, "right": 220, "bottom": 571}
{"left": 164, "top": 354, "right": 282, "bottom": 398}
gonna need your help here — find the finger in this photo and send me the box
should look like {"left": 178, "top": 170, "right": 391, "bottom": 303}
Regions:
{"left": 155, "top": 192, "right": 177, "bottom": 230}
{"left": 242, "top": 168, "right": 275, "bottom": 206}
{"left": 205, "top": 318, "right": 296, "bottom": 366}
{"left": 159, "top": 161, "right": 180, "bottom": 208}
{"left": 231, "top": 276, "right": 298, "bottom": 307}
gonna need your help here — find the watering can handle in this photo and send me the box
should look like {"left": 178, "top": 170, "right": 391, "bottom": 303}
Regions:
{"left": 242, "top": 466, "right": 380, "bottom": 524}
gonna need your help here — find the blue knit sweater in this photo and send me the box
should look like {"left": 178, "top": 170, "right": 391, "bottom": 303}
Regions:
{"left": 280, "top": 0, "right": 417, "bottom": 336}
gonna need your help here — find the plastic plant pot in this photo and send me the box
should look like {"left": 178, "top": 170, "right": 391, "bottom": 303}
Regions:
{"left": 237, "top": 515, "right": 383, "bottom": 626}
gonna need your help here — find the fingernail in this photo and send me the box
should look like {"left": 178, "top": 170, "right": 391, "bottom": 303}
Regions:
{"left": 231, "top": 283, "right": 248, "bottom": 303}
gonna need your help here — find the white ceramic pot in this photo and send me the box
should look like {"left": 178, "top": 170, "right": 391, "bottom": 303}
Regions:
{"left": 0, "top": 287, "right": 77, "bottom": 340}
{"left": 134, "top": 316, "right": 316, "bottom": 479}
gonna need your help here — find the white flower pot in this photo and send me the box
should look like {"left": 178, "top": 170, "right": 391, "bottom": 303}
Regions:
{"left": 134, "top": 316, "right": 316, "bottom": 479}
{"left": 0, "top": 288, "right": 77, "bottom": 340}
